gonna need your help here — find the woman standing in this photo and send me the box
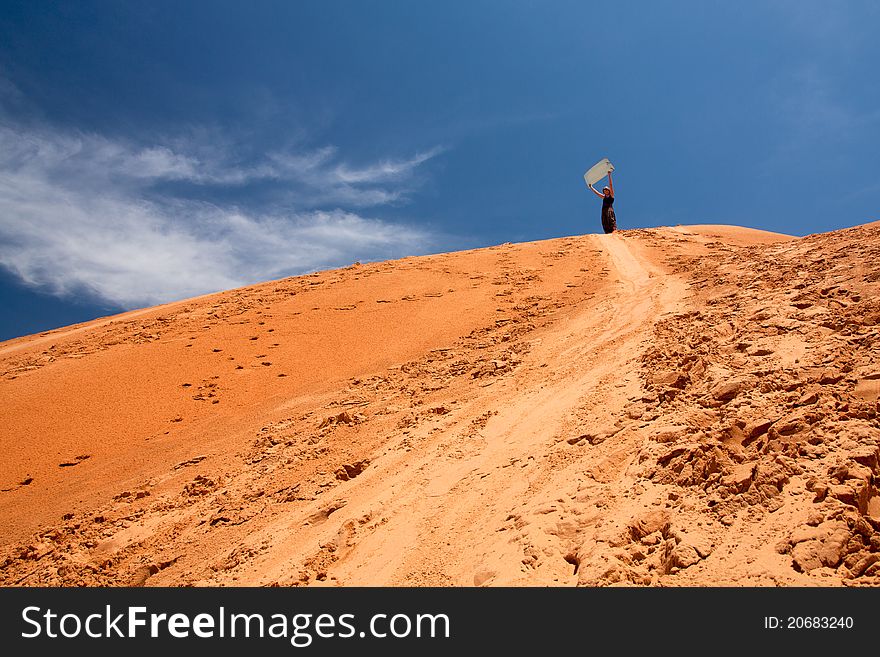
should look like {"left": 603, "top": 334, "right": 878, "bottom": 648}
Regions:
{"left": 589, "top": 171, "right": 616, "bottom": 234}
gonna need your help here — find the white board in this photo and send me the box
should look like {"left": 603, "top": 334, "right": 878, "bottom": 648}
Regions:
{"left": 584, "top": 158, "right": 614, "bottom": 187}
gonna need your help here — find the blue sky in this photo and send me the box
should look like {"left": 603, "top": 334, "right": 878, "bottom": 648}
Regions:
{"left": 1, "top": 1, "right": 878, "bottom": 340}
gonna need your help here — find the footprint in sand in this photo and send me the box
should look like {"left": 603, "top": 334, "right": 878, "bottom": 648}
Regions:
{"left": 58, "top": 454, "right": 91, "bottom": 468}
{"left": 1, "top": 476, "right": 33, "bottom": 492}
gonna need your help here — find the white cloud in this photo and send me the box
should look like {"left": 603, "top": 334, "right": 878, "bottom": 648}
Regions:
{"left": 332, "top": 147, "right": 445, "bottom": 184}
{"left": 0, "top": 122, "right": 442, "bottom": 308}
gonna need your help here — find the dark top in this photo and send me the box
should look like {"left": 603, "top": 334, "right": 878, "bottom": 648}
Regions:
{"left": 602, "top": 195, "right": 614, "bottom": 211}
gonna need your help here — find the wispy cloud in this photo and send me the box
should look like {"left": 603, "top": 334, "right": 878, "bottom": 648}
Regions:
{"left": 0, "top": 118, "right": 445, "bottom": 309}
{"left": 332, "top": 147, "right": 444, "bottom": 184}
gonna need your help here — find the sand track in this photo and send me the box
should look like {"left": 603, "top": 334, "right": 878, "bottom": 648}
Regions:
{"left": 241, "top": 233, "right": 681, "bottom": 586}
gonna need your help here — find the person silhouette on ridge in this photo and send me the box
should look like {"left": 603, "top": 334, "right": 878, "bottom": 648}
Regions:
{"left": 589, "top": 171, "right": 616, "bottom": 234}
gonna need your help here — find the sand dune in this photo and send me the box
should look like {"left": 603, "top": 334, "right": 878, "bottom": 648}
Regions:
{"left": 2, "top": 222, "right": 879, "bottom": 586}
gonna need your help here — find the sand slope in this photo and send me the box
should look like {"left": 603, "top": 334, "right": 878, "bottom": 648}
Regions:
{"left": 2, "top": 222, "right": 879, "bottom": 587}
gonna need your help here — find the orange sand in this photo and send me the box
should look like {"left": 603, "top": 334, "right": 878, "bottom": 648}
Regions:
{"left": 2, "top": 222, "right": 879, "bottom": 587}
